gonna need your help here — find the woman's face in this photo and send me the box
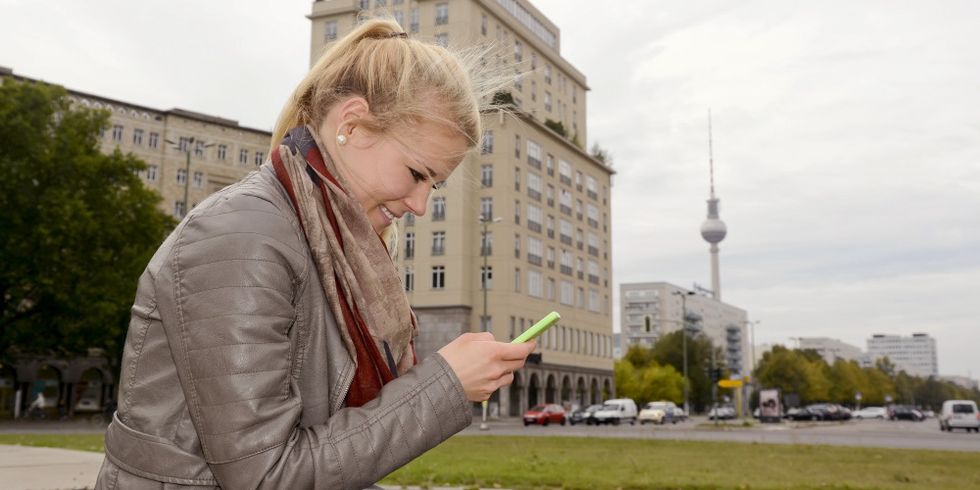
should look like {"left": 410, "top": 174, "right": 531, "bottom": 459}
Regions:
{"left": 330, "top": 114, "right": 468, "bottom": 234}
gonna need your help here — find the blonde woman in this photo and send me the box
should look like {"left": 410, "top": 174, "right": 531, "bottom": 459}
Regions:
{"left": 96, "top": 19, "right": 533, "bottom": 490}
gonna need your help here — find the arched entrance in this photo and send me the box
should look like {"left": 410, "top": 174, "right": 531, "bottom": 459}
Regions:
{"left": 31, "top": 365, "right": 61, "bottom": 418}
{"left": 74, "top": 368, "right": 105, "bottom": 413}
{"left": 590, "top": 378, "right": 599, "bottom": 404}
{"left": 602, "top": 378, "right": 613, "bottom": 400}
{"left": 0, "top": 365, "right": 15, "bottom": 418}
{"left": 545, "top": 374, "right": 557, "bottom": 403}
{"left": 576, "top": 377, "right": 587, "bottom": 407}
{"left": 527, "top": 373, "right": 540, "bottom": 407}
{"left": 509, "top": 371, "right": 524, "bottom": 417}
{"left": 560, "top": 375, "right": 572, "bottom": 407}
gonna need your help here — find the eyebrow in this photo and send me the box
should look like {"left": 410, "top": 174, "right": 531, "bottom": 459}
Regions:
{"left": 424, "top": 166, "right": 438, "bottom": 179}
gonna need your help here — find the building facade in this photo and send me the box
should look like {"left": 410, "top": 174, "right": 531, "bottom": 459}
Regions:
{"left": 309, "top": 0, "right": 616, "bottom": 416}
{"left": 797, "top": 337, "right": 865, "bottom": 367}
{"left": 620, "top": 282, "right": 749, "bottom": 375}
{"left": 866, "top": 333, "right": 939, "bottom": 378}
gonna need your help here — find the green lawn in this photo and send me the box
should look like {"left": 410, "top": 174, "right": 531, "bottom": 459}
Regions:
{"left": 2, "top": 433, "right": 978, "bottom": 489}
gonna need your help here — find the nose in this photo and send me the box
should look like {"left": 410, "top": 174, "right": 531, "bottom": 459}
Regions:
{"left": 403, "top": 184, "right": 430, "bottom": 216}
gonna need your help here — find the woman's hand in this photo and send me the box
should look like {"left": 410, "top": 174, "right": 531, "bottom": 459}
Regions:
{"left": 438, "top": 332, "right": 536, "bottom": 402}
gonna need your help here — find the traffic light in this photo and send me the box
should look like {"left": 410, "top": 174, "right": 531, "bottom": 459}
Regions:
{"left": 709, "top": 367, "right": 722, "bottom": 383}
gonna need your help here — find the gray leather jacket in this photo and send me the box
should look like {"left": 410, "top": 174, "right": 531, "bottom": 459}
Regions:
{"left": 96, "top": 164, "right": 472, "bottom": 489}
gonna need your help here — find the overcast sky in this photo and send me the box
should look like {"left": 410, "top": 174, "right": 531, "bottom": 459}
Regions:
{"left": 2, "top": 1, "right": 978, "bottom": 378}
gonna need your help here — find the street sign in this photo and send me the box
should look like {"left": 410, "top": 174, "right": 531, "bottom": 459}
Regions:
{"left": 718, "top": 379, "right": 743, "bottom": 388}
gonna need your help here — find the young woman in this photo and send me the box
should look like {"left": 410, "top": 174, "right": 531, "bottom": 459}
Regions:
{"left": 96, "top": 19, "right": 533, "bottom": 489}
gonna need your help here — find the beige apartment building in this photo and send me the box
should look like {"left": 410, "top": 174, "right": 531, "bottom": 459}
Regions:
{"left": 309, "top": 0, "right": 615, "bottom": 416}
{"left": 1, "top": 66, "right": 270, "bottom": 220}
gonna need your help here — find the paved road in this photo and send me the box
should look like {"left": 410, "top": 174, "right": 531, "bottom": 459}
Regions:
{"left": 459, "top": 416, "right": 980, "bottom": 452}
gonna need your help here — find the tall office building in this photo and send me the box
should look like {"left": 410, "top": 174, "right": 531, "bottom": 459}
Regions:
{"left": 866, "top": 333, "right": 938, "bottom": 378}
{"left": 309, "top": 0, "right": 616, "bottom": 415}
{"left": 620, "top": 282, "right": 749, "bottom": 375}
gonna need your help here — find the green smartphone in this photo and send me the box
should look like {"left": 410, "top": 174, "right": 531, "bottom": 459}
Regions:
{"left": 512, "top": 311, "right": 561, "bottom": 344}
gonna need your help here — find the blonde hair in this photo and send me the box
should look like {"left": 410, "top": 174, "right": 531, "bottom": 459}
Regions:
{"left": 272, "top": 18, "right": 495, "bottom": 154}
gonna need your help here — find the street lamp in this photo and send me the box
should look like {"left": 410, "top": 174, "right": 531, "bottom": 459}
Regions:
{"left": 671, "top": 290, "right": 696, "bottom": 415}
{"left": 165, "top": 137, "right": 212, "bottom": 218}
{"left": 478, "top": 214, "right": 501, "bottom": 431}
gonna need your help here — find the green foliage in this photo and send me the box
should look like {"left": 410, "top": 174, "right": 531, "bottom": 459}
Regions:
{"left": 754, "top": 345, "right": 979, "bottom": 409}
{"left": 614, "top": 353, "right": 684, "bottom": 406}
{"left": 543, "top": 118, "right": 567, "bottom": 137}
{"left": 0, "top": 79, "right": 175, "bottom": 364}
{"left": 649, "top": 330, "right": 725, "bottom": 412}
{"left": 590, "top": 141, "right": 612, "bottom": 166}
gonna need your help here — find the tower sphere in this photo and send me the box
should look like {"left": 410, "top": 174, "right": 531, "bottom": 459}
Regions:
{"left": 700, "top": 218, "right": 727, "bottom": 244}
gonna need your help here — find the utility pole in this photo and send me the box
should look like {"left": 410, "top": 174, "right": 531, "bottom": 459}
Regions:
{"left": 165, "top": 137, "right": 212, "bottom": 218}
{"left": 478, "top": 214, "right": 501, "bottom": 430}
{"left": 671, "top": 290, "right": 696, "bottom": 415}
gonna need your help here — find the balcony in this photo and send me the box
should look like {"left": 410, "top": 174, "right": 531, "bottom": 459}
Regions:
{"left": 527, "top": 155, "right": 542, "bottom": 169}
{"left": 559, "top": 205, "right": 572, "bottom": 216}
{"left": 528, "top": 221, "right": 542, "bottom": 233}
{"left": 547, "top": 229, "right": 554, "bottom": 239}
{"left": 560, "top": 265, "right": 573, "bottom": 276}
{"left": 559, "top": 234, "right": 572, "bottom": 246}
{"left": 588, "top": 246, "right": 599, "bottom": 257}
{"left": 432, "top": 246, "right": 445, "bottom": 256}
{"left": 480, "top": 245, "right": 492, "bottom": 256}
{"left": 587, "top": 190, "right": 598, "bottom": 200}
{"left": 528, "top": 188, "right": 541, "bottom": 201}
{"left": 588, "top": 274, "right": 599, "bottom": 285}
{"left": 559, "top": 175, "right": 572, "bottom": 186}
{"left": 588, "top": 218, "right": 599, "bottom": 228}
{"left": 528, "top": 254, "right": 542, "bottom": 266}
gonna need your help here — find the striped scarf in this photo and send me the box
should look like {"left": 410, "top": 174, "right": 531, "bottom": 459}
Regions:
{"left": 270, "top": 125, "right": 417, "bottom": 407}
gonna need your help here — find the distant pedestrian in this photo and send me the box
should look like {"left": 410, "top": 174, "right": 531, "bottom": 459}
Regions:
{"left": 95, "top": 17, "right": 529, "bottom": 490}
{"left": 26, "top": 392, "right": 45, "bottom": 419}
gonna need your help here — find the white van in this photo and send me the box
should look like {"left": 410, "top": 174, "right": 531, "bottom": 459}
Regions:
{"left": 592, "top": 398, "right": 638, "bottom": 425}
{"left": 939, "top": 400, "right": 979, "bottom": 433}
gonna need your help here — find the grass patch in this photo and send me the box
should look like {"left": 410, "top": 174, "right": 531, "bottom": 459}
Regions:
{"left": 0, "top": 433, "right": 104, "bottom": 453}
{"left": 3, "top": 432, "right": 979, "bottom": 489}
{"left": 382, "top": 435, "right": 980, "bottom": 490}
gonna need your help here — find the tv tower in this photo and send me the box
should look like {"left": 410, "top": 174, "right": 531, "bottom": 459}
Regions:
{"left": 700, "top": 110, "right": 727, "bottom": 300}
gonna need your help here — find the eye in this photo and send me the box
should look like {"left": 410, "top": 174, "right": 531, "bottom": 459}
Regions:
{"left": 408, "top": 167, "right": 426, "bottom": 183}
{"left": 432, "top": 180, "right": 447, "bottom": 190}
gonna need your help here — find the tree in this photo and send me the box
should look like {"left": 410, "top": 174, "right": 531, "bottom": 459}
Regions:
{"left": 544, "top": 118, "right": 567, "bottom": 137}
{"left": 590, "top": 142, "right": 612, "bottom": 167}
{"left": 650, "top": 329, "right": 724, "bottom": 412}
{"left": 614, "top": 348, "right": 684, "bottom": 406}
{"left": 0, "top": 79, "right": 175, "bottom": 365}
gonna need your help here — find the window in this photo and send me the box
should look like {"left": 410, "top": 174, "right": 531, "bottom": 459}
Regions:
{"left": 178, "top": 136, "right": 190, "bottom": 152}
{"left": 481, "top": 14, "right": 488, "bottom": 36}
{"left": 432, "top": 197, "right": 446, "bottom": 220}
{"left": 527, "top": 203, "right": 542, "bottom": 232}
{"left": 435, "top": 2, "right": 448, "bottom": 25}
{"left": 481, "top": 164, "right": 493, "bottom": 187}
{"left": 217, "top": 144, "right": 227, "bottom": 160}
{"left": 480, "top": 197, "right": 493, "bottom": 220}
{"left": 514, "top": 232, "right": 521, "bottom": 258}
{"left": 514, "top": 267, "right": 520, "bottom": 292}
{"left": 176, "top": 168, "right": 187, "bottom": 185}
{"left": 132, "top": 128, "right": 143, "bottom": 145}
{"left": 435, "top": 33, "right": 448, "bottom": 47}
{"left": 358, "top": 0, "right": 369, "bottom": 9}
{"left": 193, "top": 171, "right": 203, "bottom": 188}
{"left": 588, "top": 232, "right": 600, "bottom": 256}
{"left": 325, "top": 20, "right": 338, "bottom": 41}
{"left": 575, "top": 170, "right": 583, "bottom": 191}
{"left": 148, "top": 132, "right": 159, "bottom": 149}
{"left": 514, "top": 199, "right": 521, "bottom": 225}
{"left": 254, "top": 151, "right": 264, "bottom": 166}
{"left": 404, "top": 266, "right": 414, "bottom": 292}
{"left": 546, "top": 154, "right": 554, "bottom": 176}
{"left": 575, "top": 199, "right": 583, "bottom": 220}
{"left": 546, "top": 246, "right": 555, "bottom": 268}
{"left": 146, "top": 164, "right": 158, "bottom": 181}
{"left": 576, "top": 256, "right": 584, "bottom": 278}
{"left": 432, "top": 231, "right": 446, "bottom": 255}
{"left": 410, "top": 5, "right": 419, "bottom": 33}
{"left": 560, "top": 280, "right": 573, "bottom": 305}
{"left": 174, "top": 201, "right": 186, "bottom": 218}
{"left": 527, "top": 236, "right": 543, "bottom": 265}
{"left": 514, "top": 40, "right": 523, "bottom": 62}
{"left": 481, "top": 230, "right": 492, "bottom": 256}
{"left": 560, "top": 249, "right": 573, "bottom": 275}
{"left": 587, "top": 204, "right": 600, "bottom": 228}
{"left": 514, "top": 166, "right": 520, "bottom": 191}
{"left": 405, "top": 231, "right": 415, "bottom": 259}
{"left": 546, "top": 215, "right": 555, "bottom": 238}
{"left": 547, "top": 277, "right": 556, "bottom": 300}
{"left": 481, "top": 130, "right": 493, "bottom": 154}
{"left": 559, "top": 219, "right": 573, "bottom": 246}
{"left": 544, "top": 64, "right": 552, "bottom": 84}
{"left": 431, "top": 266, "right": 445, "bottom": 289}
{"left": 527, "top": 140, "right": 541, "bottom": 168}
{"left": 544, "top": 91, "right": 552, "bottom": 112}
{"left": 527, "top": 172, "right": 542, "bottom": 201}
{"left": 513, "top": 68, "right": 522, "bottom": 91}
{"left": 586, "top": 175, "right": 599, "bottom": 200}
{"left": 559, "top": 189, "right": 572, "bottom": 216}
{"left": 531, "top": 52, "right": 537, "bottom": 69}
{"left": 559, "top": 159, "right": 572, "bottom": 185}
{"left": 514, "top": 134, "right": 521, "bottom": 159}
{"left": 481, "top": 265, "right": 493, "bottom": 290}
{"left": 528, "top": 270, "right": 542, "bottom": 298}
{"left": 111, "top": 124, "right": 123, "bottom": 142}
{"left": 546, "top": 184, "right": 555, "bottom": 207}
{"left": 577, "top": 287, "right": 584, "bottom": 308}
{"left": 531, "top": 80, "right": 536, "bottom": 102}
{"left": 239, "top": 148, "right": 249, "bottom": 165}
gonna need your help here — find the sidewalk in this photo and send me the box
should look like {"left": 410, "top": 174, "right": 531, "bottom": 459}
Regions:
{"left": 0, "top": 444, "right": 504, "bottom": 490}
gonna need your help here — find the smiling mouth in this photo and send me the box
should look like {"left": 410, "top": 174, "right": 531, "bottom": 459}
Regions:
{"left": 380, "top": 205, "right": 397, "bottom": 222}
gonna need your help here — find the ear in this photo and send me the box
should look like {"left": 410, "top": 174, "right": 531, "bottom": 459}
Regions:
{"left": 335, "top": 96, "right": 371, "bottom": 136}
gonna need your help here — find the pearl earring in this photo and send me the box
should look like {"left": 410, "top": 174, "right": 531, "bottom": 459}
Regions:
{"left": 336, "top": 133, "right": 347, "bottom": 146}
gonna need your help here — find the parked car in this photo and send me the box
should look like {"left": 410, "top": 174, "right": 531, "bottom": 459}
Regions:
{"left": 836, "top": 405, "right": 853, "bottom": 420}
{"left": 639, "top": 401, "right": 681, "bottom": 424}
{"left": 707, "top": 405, "right": 736, "bottom": 420}
{"left": 853, "top": 406, "right": 888, "bottom": 420}
{"left": 592, "top": 399, "right": 638, "bottom": 425}
{"left": 523, "top": 404, "right": 566, "bottom": 426}
{"left": 569, "top": 404, "right": 602, "bottom": 425}
{"left": 939, "top": 400, "right": 980, "bottom": 433}
{"left": 672, "top": 406, "right": 688, "bottom": 422}
{"left": 890, "top": 405, "right": 925, "bottom": 422}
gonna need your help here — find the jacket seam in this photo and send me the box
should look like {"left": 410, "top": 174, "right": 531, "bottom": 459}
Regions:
{"left": 180, "top": 257, "right": 292, "bottom": 274}
{"left": 198, "top": 393, "right": 285, "bottom": 408}
{"left": 181, "top": 284, "right": 292, "bottom": 299}
{"left": 187, "top": 340, "right": 290, "bottom": 353}
{"left": 192, "top": 367, "right": 287, "bottom": 382}
{"left": 122, "top": 299, "right": 156, "bottom": 423}
{"left": 182, "top": 230, "right": 306, "bottom": 257}
{"left": 184, "top": 312, "right": 292, "bottom": 325}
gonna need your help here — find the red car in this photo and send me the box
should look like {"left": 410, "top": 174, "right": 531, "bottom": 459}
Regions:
{"left": 523, "top": 404, "right": 567, "bottom": 426}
